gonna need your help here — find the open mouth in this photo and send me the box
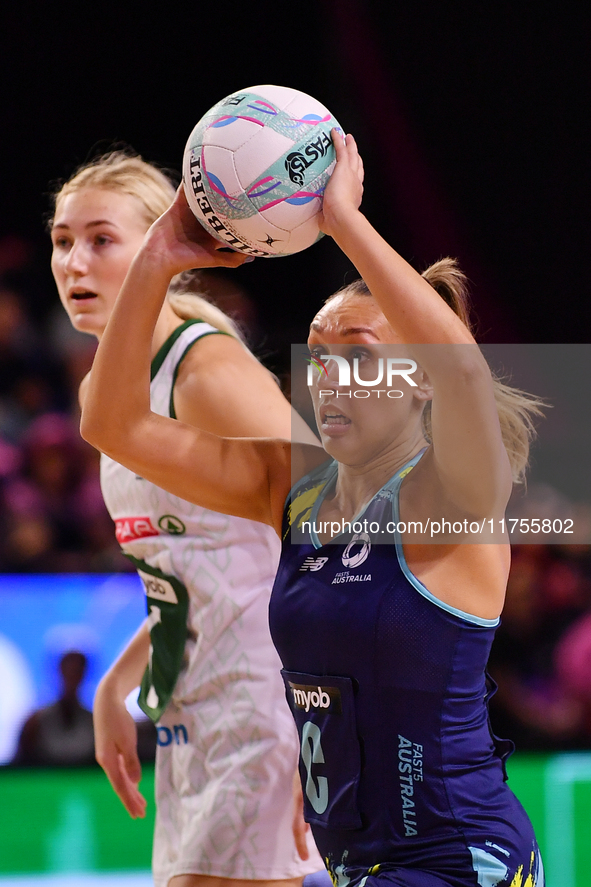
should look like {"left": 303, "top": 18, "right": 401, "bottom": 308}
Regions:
{"left": 323, "top": 412, "right": 351, "bottom": 426}
{"left": 320, "top": 406, "right": 353, "bottom": 433}
{"left": 70, "top": 291, "right": 98, "bottom": 301}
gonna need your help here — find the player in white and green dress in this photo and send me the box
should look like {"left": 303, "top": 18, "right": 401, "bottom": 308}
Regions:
{"left": 50, "top": 152, "right": 324, "bottom": 887}
{"left": 101, "top": 319, "right": 321, "bottom": 885}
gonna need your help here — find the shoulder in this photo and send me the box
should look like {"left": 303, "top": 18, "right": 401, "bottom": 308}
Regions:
{"left": 288, "top": 456, "right": 335, "bottom": 500}
{"left": 284, "top": 453, "right": 334, "bottom": 522}
{"left": 172, "top": 331, "right": 294, "bottom": 437}
{"left": 176, "top": 331, "right": 277, "bottom": 387}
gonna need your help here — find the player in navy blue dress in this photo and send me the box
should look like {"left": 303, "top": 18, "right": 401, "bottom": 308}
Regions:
{"left": 82, "top": 132, "right": 545, "bottom": 887}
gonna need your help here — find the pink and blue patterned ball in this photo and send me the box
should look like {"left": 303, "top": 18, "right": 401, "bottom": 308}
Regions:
{"left": 183, "top": 85, "right": 342, "bottom": 257}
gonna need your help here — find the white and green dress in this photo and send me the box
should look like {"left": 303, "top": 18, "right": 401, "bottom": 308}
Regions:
{"left": 100, "top": 319, "right": 321, "bottom": 885}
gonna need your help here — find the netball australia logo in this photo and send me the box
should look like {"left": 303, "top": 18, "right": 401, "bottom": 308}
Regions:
{"left": 342, "top": 531, "right": 371, "bottom": 568}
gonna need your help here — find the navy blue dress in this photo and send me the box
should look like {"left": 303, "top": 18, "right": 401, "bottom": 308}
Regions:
{"left": 269, "top": 454, "right": 544, "bottom": 887}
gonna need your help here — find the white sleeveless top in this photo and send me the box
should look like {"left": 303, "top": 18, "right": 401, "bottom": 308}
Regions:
{"left": 99, "top": 320, "right": 282, "bottom": 705}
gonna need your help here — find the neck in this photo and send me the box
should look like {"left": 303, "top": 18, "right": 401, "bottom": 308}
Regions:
{"left": 151, "top": 300, "right": 185, "bottom": 356}
{"left": 96, "top": 299, "right": 182, "bottom": 357}
{"left": 332, "top": 432, "right": 426, "bottom": 520}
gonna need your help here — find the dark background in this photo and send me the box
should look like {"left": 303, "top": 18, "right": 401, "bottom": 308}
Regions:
{"left": 1, "top": 0, "right": 590, "bottom": 360}
{"left": 2, "top": 1, "right": 591, "bottom": 759}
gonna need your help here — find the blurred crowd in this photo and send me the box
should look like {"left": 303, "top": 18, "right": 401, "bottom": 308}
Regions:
{"left": 0, "top": 234, "right": 260, "bottom": 573}
{"left": 2, "top": 232, "right": 591, "bottom": 757}
{"left": 488, "top": 543, "right": 591, "bottom": 751}
{"left": 0, "top": 234, "right": 130, "bottom": 572}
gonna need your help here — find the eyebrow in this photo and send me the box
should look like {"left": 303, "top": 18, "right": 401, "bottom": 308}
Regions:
{"left": 309, "top": 321, "right": 380, "bottom": 339}
{"left": 52, "top": 219, "right": 119, "bottom": 231}
{"left": 341, "top": 327, "right": 379, "bottom": 338}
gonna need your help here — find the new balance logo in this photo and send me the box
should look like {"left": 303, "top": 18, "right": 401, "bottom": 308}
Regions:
{"left": 300, "top": 556, "right": 329, "bottom": 572}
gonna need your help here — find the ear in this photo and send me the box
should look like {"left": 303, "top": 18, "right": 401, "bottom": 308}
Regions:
{"left": 411, "top": 367, "right": 433, "bottom": 402}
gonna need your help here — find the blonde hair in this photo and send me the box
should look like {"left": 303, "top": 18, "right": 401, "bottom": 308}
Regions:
{"left": 326, "top": 260, "right": 545, "bottom": 484}
{"left": 50, "top": 150, "right": 242, "bottom": 339}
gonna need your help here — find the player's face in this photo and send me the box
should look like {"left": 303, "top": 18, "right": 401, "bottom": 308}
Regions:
{"left": 51, "top": 188, "right": 149, "bottom": 338}
{"left": 307, "top": 295, "right": 429, "bottom": 466}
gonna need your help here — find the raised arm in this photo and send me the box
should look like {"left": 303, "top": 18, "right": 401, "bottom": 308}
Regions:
{"left": 321, "top": 133, "right": 512, "bottom": 516}
{"left": 80, "top": 188, "right": 308, "bottom": 533}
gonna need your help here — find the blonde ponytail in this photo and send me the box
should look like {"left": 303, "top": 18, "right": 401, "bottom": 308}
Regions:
{"left": 167, "top": 271, "right": 245, "bottom": 341}
{"left": 420, "top": 257, "right": 473, "bottom": 332}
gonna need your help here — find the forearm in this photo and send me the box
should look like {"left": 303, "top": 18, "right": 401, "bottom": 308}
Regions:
{"left": 328, "top": 209, "right": 495, "bottom": 405}
{"left": 330, "top": 210, "right": 475, "bottom": 347}
{"left": 82, "top": 250, "right": 171, "bottom": 454}
{"left": 99, "top": 620, "right": 151, "bottom": 700}
{"left": 322, "top": 134, "right": 511, "bottom": 508}
{"left": 81, "top": 184, "right": 246, "bottom": 455}
{"left": 94, "top": 620, "right": 149, "bottom": 819}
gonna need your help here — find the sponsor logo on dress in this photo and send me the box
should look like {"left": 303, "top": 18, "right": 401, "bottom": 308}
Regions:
{"left": 137, "top": 570, "right": 179, "bottom": 605}
{"left": 158, "top": 514, "right": 186, "bottom": 535}
{"left": 300, "top": 556, "right": 329, "bottom": 572}
{"left": 156, "top": 724, "right": 188, "bottom": 746}
{"left": 288, "top": 681, "right": 342, "bottom": 714}
{"left": 115, "top": 516, "right": 158, "bottom": 544}
{"left": 398, "top": 733, "right": 423, "bottom": 837}
{"left": 331, "top": 571, "right": 371, "bottom": 584}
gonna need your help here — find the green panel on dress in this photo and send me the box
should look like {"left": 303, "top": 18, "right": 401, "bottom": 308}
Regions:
{"left": 126, "top": 555, "right": 190, "bottom": 723}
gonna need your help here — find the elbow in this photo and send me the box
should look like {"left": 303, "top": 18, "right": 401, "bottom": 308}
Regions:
{"left": 428, "top": 345, "right": 491, "bottom": 393}
{"left": 443, "top": 353, "right": 493, "bottom": 406}
{"left": 81, "top": 406, "right": 150, "bottom": 470}
{"left": 454, "top": 350, "right": 491, "bottom": 389}
{"left": 80, "top": 409, "right": 100, "bottom": 450}
{"left": 80, "top": 407, "right": 123, "bottom": 457}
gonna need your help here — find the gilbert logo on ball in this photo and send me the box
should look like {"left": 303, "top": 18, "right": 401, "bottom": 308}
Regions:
{"left": 183, "top": 85, "right": 342, "bottom": 257}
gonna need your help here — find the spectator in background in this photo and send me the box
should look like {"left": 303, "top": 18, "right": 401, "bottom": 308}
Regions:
{"left": 14, "top": 650, "right": 95, "bottom": 766}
